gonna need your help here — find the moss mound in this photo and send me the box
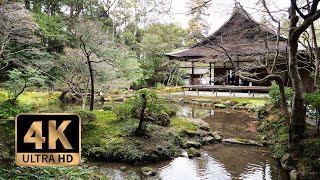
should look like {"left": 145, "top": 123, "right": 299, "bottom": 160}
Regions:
{"left": 82, "top": 111, "right": 198, "bottom": 165}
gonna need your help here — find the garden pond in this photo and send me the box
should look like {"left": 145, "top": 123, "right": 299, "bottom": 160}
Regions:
{"left": 42, "top": 103, "right": 289, "bottom": 180}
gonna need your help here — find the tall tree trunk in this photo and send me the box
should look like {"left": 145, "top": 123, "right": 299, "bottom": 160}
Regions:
{"left": 137, "top": 93, "right": 147, "bottom": 134}
{"left": 59, "top": 89, "right": 70, "bottom": 101}
{"left": 10, "top": 78, "right": 27, "bottom": 105}
{"left": 82, "top": 78, "right": 90, "bottom": 110}
{"left": 277, "top": 80, "right": 289, "bottom": 118}
{"left": 288, "top": 6, "right": 306, "bottom": 154}
{"left": 88, "top": 60, "right": 94, "bottom": 111}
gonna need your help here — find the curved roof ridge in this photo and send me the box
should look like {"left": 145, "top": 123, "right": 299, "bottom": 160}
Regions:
{"left": 193, "top": 5, "right": 278, "bottom": 47}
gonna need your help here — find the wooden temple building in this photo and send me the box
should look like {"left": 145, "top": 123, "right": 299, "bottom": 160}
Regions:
{"left": 166, "top": 6, "right": 314, "bottom": 92}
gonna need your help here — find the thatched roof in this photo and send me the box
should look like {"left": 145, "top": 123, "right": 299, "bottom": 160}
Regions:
{"left": 166, "top": 6, "right": 288, "bottom": 64}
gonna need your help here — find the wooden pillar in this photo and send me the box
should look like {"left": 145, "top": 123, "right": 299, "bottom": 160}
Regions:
{"left": 192, "top": 62, "right": 194, "bottom": 75}
{"left": 236, "top": 56, "right": 240, "bottom": 86}
{"left": 224, "top": 62, "right": 227, "bottom": 85}
{"left": 191, "top": 62, "right": 195, "bottom": 85}
{"left": 209, "top": 62, "right": 212, "bottom": 85}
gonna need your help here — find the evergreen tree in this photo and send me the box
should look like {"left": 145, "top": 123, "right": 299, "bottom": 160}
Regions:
{"left": 186, "top": 0, "right": 210, "bottom": 46}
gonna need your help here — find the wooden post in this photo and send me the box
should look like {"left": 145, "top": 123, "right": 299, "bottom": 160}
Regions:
{"left": 191, "top": 62, "right": 195, "bottom": 85}
{"left": 209, "top": 62, "right": 212, "bottom": 85}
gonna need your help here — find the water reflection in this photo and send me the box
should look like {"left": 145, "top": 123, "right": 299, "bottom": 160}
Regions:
{"left": 157, "top": 144, "right": 288, "bottom": 180}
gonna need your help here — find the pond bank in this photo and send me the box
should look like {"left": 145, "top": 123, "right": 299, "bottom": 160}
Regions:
{"left": 258, "top": 106, "right": 320, "bottom": 179}
{"left": 85, "top": 107, "right": 289, "bottom": 180}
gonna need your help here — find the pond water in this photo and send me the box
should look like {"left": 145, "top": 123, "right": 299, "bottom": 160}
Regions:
{"left": 45, "top": 103, "right": 289, "bottom": 180}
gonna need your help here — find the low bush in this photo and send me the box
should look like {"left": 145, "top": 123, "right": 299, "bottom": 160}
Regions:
{"left": 102, "top": 104, "right": 113, "bottom": 111}
{"left": 154, "top": 82, "right": 165, "bottom": 90}
{"left": 75, "top": 110, "right": 97, "bottom": 129}
{"left": 269, "top": 83, "right": 293, "bottom": 108}
{"left": 164, "top": 107, "right": 177, "bottom": 118}
{"left": 113, "top": 103, "right": 132, "bottom": 120}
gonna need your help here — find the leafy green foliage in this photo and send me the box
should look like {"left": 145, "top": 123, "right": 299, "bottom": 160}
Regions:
{"left": 142, "top": 23, "right": 186, "bottom": 56}
{"left": 164, "top": 107, "right": 177, "bottom": 118}
{"left": 154, "top": 82, "right": 166, "bottom": 90}
{"left": 257, "top": 115, "right": 288, "bottom": 159}
{"left": 0, "top": 166, "right": 95, "bottom": 179}
{"left": 130, "top": 89, "right": 164, "bottom": 118}
{"left": 102, "top": 104, "right": 113, "bottom": 111}
{"left": 76, "top": 110, "right": 97, "bottom": 129}
{"left": 112, "top": 103, "right": 132, "bottom": 120}
{"left": 305, "top": 92, "right": 320, "bottom": 109}
{"left": 0, "top": 102, "right": 32, "bottom": 160}
{"left": 269, "top": 83, "right": 293, "bottom": 108}
{"left": 0, "top": 102, "right": 32, "bottom": 120}
{"left": 305, "top": 92, "right": 320, "bottom": 123}
{"left": 33, "top": 12, "right": 67, "bottom": 50}
{"left": 4, "top": 68, "right": 47, "bottom": 104}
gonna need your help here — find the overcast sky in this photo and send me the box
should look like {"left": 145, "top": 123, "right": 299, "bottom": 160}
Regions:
{"left": 163, "top": 0, "right": 291, "bottom": 34}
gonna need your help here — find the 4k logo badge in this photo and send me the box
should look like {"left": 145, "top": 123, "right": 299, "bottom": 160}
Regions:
{"left": 15, "top": 114, "right": 81, "bottom": 166}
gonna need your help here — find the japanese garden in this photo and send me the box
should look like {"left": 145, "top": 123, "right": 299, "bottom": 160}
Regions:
{"left": 0, "top": 0, "right": 320, "bottom": 179}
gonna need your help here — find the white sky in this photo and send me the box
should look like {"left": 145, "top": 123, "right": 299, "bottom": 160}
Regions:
{"left": 163, "top": 0, "right": 291, "bottom": 34}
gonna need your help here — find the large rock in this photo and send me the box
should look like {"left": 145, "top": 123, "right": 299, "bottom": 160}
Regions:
{"left": 202, "top": 136, "right": 215, "bottom": 143}
{"left": 211, "top": 131, "right": 222, "bottom": 142}
{"left": 141, "top": 167, "right": 157, "bottom": 176}
{"left": 120, "top": 166, "right": 127, "bottom": 171}
{"left": 198, "top": 130, "right": 210, "bottom": 137}
{"left": 245, "top": 104, "right": 256, "bottom": 111}
{"left": 281, "top": 153, "right": 293, "bottom": 171}
{"left": 186, "top": 141, "right": 201, "bottom": 148}
{"left": 187, "top": 147, "right": 201, "bottom": 158}
{"left": 224, "top": 100, "right": 237, "bottom": 107}
{"left": 180, "top": 150, "right": 188, "bottom": 157}
{"left": 144, "top": 112, "right": 170, "bottom": 126}
{"left": 181, "top": 130, "right": 199, "bottom": 137}
{"left": 185, "top": 118, "right": 210, "bottom": 131}
{"left": 290, "top": 169, "right": 299, "bottom": 180}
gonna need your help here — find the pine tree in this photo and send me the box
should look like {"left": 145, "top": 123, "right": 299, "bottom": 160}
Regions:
{"left": 186, "top": 0, "right": 210, "bottom": 46}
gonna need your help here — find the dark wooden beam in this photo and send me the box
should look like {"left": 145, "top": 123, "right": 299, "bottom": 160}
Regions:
{"left": 209, "top": 62, "right": 212, "bottom": 85}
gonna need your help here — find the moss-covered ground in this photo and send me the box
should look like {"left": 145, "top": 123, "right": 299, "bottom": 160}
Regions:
{"left": 82, "top": 111, "right": 197, "bottom": 164}
{"left": 0, "top": 90, "right": 60, "bottom": 105}
{"left": 181, "top": 95, "right": 268, "bottom": 107}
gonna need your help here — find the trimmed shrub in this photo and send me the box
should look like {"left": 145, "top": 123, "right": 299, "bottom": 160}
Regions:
{"left": 164, "top": 107, "right": 177, "bottom": 118}
{"left": 113, "top": 103, "right": 132, "bottom": 120}
{"left": 102, "top": 105, "right": 113, "bottom": 111}
{"left": 76, "top": 110, "right": 97, "bottom": 129}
